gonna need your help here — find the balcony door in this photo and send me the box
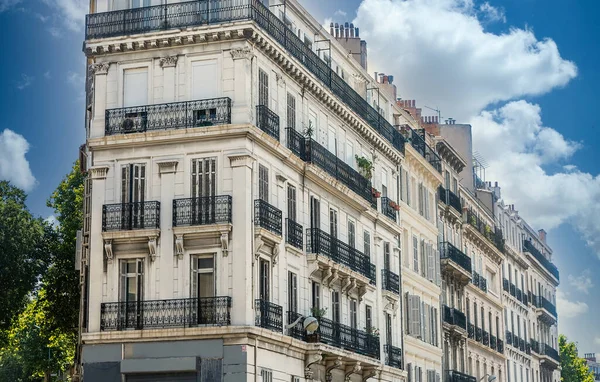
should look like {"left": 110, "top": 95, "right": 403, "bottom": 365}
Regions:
{"left": 119, "top": 259, "right": 144, "bottom": 329}
{"left": 259, "top": 259, "right": 270, "bottom": 302}
{"left": 259, "top": 69, "right": 269, "bottom": 107}
{"left": 121, "top": 164, "right": 146, "bottom": 229}
{"left": 191, "top": 255, "right": 215, "bottom": 324}
{"left": 191, "top": 158, "right": 216, "bottom": 225}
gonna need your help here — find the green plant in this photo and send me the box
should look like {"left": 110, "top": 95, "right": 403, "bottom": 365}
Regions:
{"left": 304, "top": 121, "right": 314, "bottom": 139}
{"left": 355, "top": 155, "right": 374, "bottom": 179}
{"left": 311, "top": 307, "right": 327, "bottom": 319}
{"left": 365, "top": 326, "right": 380, "bottom": 337}
{"left": 469, "top": 215, "right": 476, "bottom": 226}
{"left": 484, "top": 224, "right": 492, "bottom": 239}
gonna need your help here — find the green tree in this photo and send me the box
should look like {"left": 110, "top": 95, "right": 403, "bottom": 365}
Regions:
{"left": 560, "top": 334, "right": 595, "bottom": 382}
{"left": 0, "top": 181, "right": 47, "bottom": 341}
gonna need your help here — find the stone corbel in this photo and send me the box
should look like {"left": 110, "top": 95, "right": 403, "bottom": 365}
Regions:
{"left": 384, "top": 300, "right": 396, "bottom": 315}
{"left": 345, "top": 363, "right": 362, "bottom": 381}
{"left": 148, "top": 235, "right": 158, "bottom": 262}
{"left": 326, "top": 358, "right": 344, "bottom": 382}
{"left": 305, "top": 352, "right": 323, "bottom": 380}
{"left": 322, "top": 266, "right": 333, "bottom": 285}
{"left": 90, "top": 166, "right": 110, "bottom": 180}
{"left": 104, "top": 239, "right": 113, "bottom": 263}
{"left": 230, "top": 47, "right": 255, "bottom": 60}
{"left": 220, "top": 233, "right": 229, "bottom": 255}
{"left": 362, "top": 369, "right": 379, "bottom": 381}
{"left": 374, "top": 233, "right": 384, "bottom": 247}
{"left": 175, "top": 234, "right": 184, "bottom": 259}
{"left": 341, "top": 277, "right": 352, "bottom": 294}
{"left": 328, "top": 268, "right": 339, "bottom": 288}
{"left": 276, "top": 173, "right": 288, "bottom": 187}
{"left": 157, "top": 160, "right": 178, "bottom": 175}
{"left": 346, "top": 278, "right": 357, "bottom": 296}
{"left": 272, "top": 244, "right": 280, "bottom": 265}
{"left": 358, "top": 285, "right": 368, "bottom": 302}
{"left": 307, "top": 260, "right": 320, "bottom": 279}
{"left": 275, "top": 71, "right": 286, "bottom": 86}
{"left": 254, "top": 236, "right": 265, "bottom": 259}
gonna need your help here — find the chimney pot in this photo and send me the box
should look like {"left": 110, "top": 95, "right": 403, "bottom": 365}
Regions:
{"left": 356, "top": 27, "right": 360, "bottom": 37}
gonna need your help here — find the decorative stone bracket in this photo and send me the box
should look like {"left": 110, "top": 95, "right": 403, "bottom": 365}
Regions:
{"left": 148, "top": 235, "right": 158, "bottom": 262}
{"left": 254, "top": 230, "right": 281, "bottom": 264}
{"left": 304, "top": 352, "right": 323, "bottom": 380}
{"left": 104, "top": 239, "right": 113, "bottom": 262}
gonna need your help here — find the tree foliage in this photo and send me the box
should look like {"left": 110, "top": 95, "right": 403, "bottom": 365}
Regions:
{"left": 560, "top": 334, "right": 595, "bottom": 382}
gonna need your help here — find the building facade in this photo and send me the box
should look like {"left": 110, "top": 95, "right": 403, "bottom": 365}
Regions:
{"left": 585, "top": 354, "right": 600, "bottom": 382}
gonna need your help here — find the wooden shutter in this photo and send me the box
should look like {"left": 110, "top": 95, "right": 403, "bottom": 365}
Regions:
{"left": 201, "top": 359, "right": 222, "bottom": 382}
{"left": 259, "top": 164, "right": 269, "bottom": 202}
{"left": 424, "top": 304, "right": 430, "bottom": 343}
{"left": 407, "top": 363, "right": 413, "bottom": 382}
{"left": 287, "top": 185, "right": 296, "bottom": 221}
{"left": 412, "top": 295, "right": 421, "bottom": 337}
{"left": 427, "top": 243, "right": 435, "bottom": 282}
{"left": 258, "top": 69, "right": 269, "bottom": 107}
{"left": 191, "top": 158, "right": 216, "bottom": 199}
{"left": 418, "top": 183, "right": 424, "bottom": 215}
{"left": 287, "top": 93, "right": 296, "bottom": 130}
{"left": 420, "top": 239, "right": 426, "bottom": 277}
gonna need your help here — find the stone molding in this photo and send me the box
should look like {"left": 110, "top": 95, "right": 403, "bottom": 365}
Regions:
{"left": 159, "top": 55, "right": 178, "bottom": 68}
{"left": 230, "top": 46, "right": 254, "bottom": 60}
{"left": 90, "top": 62, "right": 110, "bottom": 75}
{"left": 157, "top": 160, "right": 178, "bottom": 174}
{"left": 90, "top": 166, "right": 109, "bottom": 180}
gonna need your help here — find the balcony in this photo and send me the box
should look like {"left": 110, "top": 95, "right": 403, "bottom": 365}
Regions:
{"left": 446, "top": 370, "right": 476, "bottom": 382}
{"left": 286, "top": 127, "right": 306, "bottom": 160}
{"left": 465, "top": 209, "right": 505, "bottom": 253}
{"left": 472, "top": 272, "right": 488, "bottom": 293}
{"left": 540, "top": 344, "right": 560, "bottom": 369}
{"left": 497, "top": 339, "right": 504, "bottom": 353}
{"left": 482, "top": 330, "right": 489, "bottom": 346}
{"left": 254, "top": 199, "right": 282, "bottom": 236}
{"left": 305, "top": 138, "right": 373, "bottom": 203}
{"left": 536, "top": 296, "right": 557, "bottom": 325}
{"left": 440, "top": 242, "right": 472, "bottom": 282}
{"left": 475, "top": 327, "right": 482, "bottom": 342}
{"left": 438, "top": 186, "right": 462, "bottom": 214}
{"left": 503, "top": 278, "right": 509, "bottom": 292}
{"left": 380, "top": 197, "right": 398, "bottom": 222}
{"left": 172, "top": 196, "right": 232, "bottom": 227}
{"left": 306, "top": 228, "right": 375, "bottom": 283}
{"left": 102, "top": 201, "right": 160, "bottom": 231}
{"left": 490, "top": 335, "right": 497, "bottom": 351}
{"left": 523, "top": 240, "right": 559, "bottom": 281}
{"left": 105, "top": 97, "right": 231, "bottom": 135}
{"left": 516, "top": 288, "right": 523, "bottom": 302}
{"left": 255, "top": 299, "right": 283, "bottom": 333}
{"left": 384, "top": 344, "right": 403, "bottom": 369}
{"left": 468, "top": 323, "right": 474, "bottom": 339}
{"left": 285, "top": 219, "right": 303, "bottom": 250}
{"left": 85, "top": 1, "right": 408, "bottom": 159}
{"left": 100, "top": 296, "right": 231, "bottom": 331}
{"left": 317, "top": 316, "right": 380, "bottom": 359}
{"left": 531, "top": 339, "right": 540, "bottom": 354}
{"left": 506, "top": 331, "right": 513, "bottom": 346}
{"left": 509, "top": 283, "right": 516, "bottom": 297}
{"left": 399, "top": 126, "right": 442, "bottom": 173}
{"left": 443, "top": 306, "right": 467, "bottom": 332}
{"left": 382, "top": 269, "right": 400, "bottom": 295}
{"left": 256, "top": 105, "right": 280, "bottom": 140}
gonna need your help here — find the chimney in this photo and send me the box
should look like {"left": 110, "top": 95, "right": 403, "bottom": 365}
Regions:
{"left": 412, "top": 100, "right": 415, "bottom": 108}
{"left": 330, "top": 22, "right": 334, "bottom": 36}
{"left": 538, "top": 229, "right": 547, "bottom": 244}
{"left": 350, "top": 23, "right": 355, "bottom": 38}
{"left": 355, "top": 27, "right": 360, "bottom": 37}
{"left": 345, "top": 22, "right": 349, "bottom": 39}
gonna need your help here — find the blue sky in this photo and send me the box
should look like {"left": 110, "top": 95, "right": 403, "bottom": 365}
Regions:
{"left": 0, "top": 0, "right": 598, "bottom": 353}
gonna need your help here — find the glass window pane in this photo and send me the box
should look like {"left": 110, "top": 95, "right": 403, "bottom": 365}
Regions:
{"left": 199, "top": 258, "right": 214, "bottom": 269}
{"left": 199, "top": 273, "right": 214, "bottom": 298}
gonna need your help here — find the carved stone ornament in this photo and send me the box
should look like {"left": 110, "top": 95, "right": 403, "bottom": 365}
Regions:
{"left": 175, "top": 235, "right": 184, "bottom": 259}
{"left": 272, "top": 244, "right": 280, "bottom": 265}
{"left": 157, "top": 160, "right": 178, "bottom": 175}
{"left": 148, "top": 236, "right": 158, "bottom": 262}
{"left": 91, "top": 62, "right": 110, "bottom": 75}
{"left": 90, "top": 166, "right": 109, "bottom": 180}
{"left": 230, "top": 47, "right": 255, "bottom": 60}
{"left": 220, "top": 233, "right": 229, "bottom": 255}
{"left": 104, "top": 240, "right": 113, "bottom": 263}
{"left": 159, "top": 56, "right": 178, "bottom": 68}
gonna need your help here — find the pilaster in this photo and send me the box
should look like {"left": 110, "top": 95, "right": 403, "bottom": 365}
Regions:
{"left": 230, "top": 46, "right": 255, "bottom": 125}
{"left": 157, "top": 160, "right": 179, "bottom": 299}
{"left": 160, "top": 56, "right": 178, "bottom": 103}
{"left": 90, "top": 63, "right": 110, "bottom": 139}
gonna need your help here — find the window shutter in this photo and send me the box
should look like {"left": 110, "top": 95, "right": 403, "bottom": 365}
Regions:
{"left": 427, "top": 243, "right": 435, "bottom": 282}
{"left": 435, "top": 245, "right": 441, "bottom": 286}
{"left": 406, "top": 293, "right": 413, "bottom": 335}
{"left": 201, "top": 359, "right": 223, "bottom": 382}
{"left": 408, "top": 363, "right": 413, "bottom": 382}
{"left": 418, "top": 183, "right": 424, "bottom": 215}
{"left": 420, "top": 239, "right": 426, "bottom": 277}
{"left": 424, "top": 305, "right": 430, "bottom": 343}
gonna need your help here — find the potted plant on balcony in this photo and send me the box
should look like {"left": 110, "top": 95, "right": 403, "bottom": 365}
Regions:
{"left": 366, "top": 326, "right": 380, "bottom": 337}
{"left": 372, "top": 188, "right": 381, "bottom": 198}
{"left": 389, "top": 200, "right": 400, "bottom": 211}
{"left": 304, "top": 121, "right": 314, "bottom": 139}
{"left": 355, "top": 155, "right": 373, "bottom": 180}
{"left": 306, "top": 307, "right": 326, "bottom": 343}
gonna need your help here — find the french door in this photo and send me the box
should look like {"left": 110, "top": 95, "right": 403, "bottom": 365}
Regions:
{"left": 191, "top": 158, "right": 216, "bottom": 225}
{"left": 119, "top": 259, "right": 144, "bottom": 329}
{"left": 191, "top": 255, "right": 215, "bottom": 324}
{"left": 121, "top": 164, "right": 146, "bottom": 229}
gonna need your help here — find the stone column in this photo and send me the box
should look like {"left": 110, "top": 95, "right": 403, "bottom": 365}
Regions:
{"left": 230, "top": 46, "right": 255, "bottom": 125}
{"left": 87, "top": 166, "right": 109, "bottom": 332}
{"left": 229, "top": 153, "right": 255, "bottom": 325}
{"left": 90, "top": 63, "right": 110, "bottom": 139}
{"left": 374, "top": 233, "right": 384, "bottom": 364}
{"left": 160, "top": 56, "right": 178, "bottom": 103}
{"left": 157, "top": 161, "right": 178, "bottom": 299}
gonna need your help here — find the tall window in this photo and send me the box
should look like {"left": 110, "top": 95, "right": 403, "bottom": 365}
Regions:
{"left": 331, "top": 290, "right": 340, "bottom": 322}
{"left": 329, "top": 208, "right": 338, "bottom": 238}
{"left": 191, "top": 158, "right": 216, "bottom": 199}
{"left": 386, "top": 313, "right": 392, "bottom": 345}
{"left": 258, "top": 69, "right": 269, "bottom": 107}
{"left": 191, "top": 255, "right": 215, "bottom": 298}
{"left": 259, "top": 164, "right": 269, "bottom": 202}
{"left": 365, "top": 305, "right": 373, "bottom": 331}
{"left": 384, "top": 242, "right": 391, "bottom": 270}
{"left": 363, "top": 231, "right": 371, "bottom": 259}
{"left": 287, "top": 93, "right": 296, "bottom": 130}
{"left": 346, "top": 141, "right": 354, "bottom": 168}
{"left": 350, "top": 299, "right": 358, "bottom": 329}
{"left": 259, "top": 258, "right": 270, "bottom": 301}
{"left": 348, "top": 220, "right": 356, "bottom": 248}
{"left": 311, "top": 282, "right": 320, "bottom": 310}
{"left": 123, "top": 68, "right": 148, "bottom": 107}
{"left": 287, "top": 185, "right": 297, "bottom": 221}
{"left": 381, "top": 169, "right": 388, "bottom": 197}
{"left": 120, "top": 259, "right": 144, "bottom": 303}
{"left": 121, "top": 164, "right": 146, "bottom": 204}
{"left": 288, "top": 271, "right": 298, "bottom": 313}
{"left": 413, "top": 236, "right": 419, "bottom": 273}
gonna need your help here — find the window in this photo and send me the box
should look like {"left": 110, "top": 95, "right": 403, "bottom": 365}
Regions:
{"left": 123, "top": 68, "right": 147, "bottom": 107}
{"left": 261, "top": 369, "right": 273, "bottom": 382}
{"left": 348, "top": 220, "right": 356, "bottom": 248}
{"left": 350, "top": 299, "right": 358, "bottom": 329}
{"left": 310, "top": 196, "right": 320, "bottom": 229}
{"left": 386, "top": 313, "right": 392, "bottom": 345}
{"left": 329, "top": 208, "right": 338, "bottom": 238}
{"left": 413, "top": 236, "right": 419, "bottom": 273}
{"left": 259, "top": 258, "right": 270, "bottom": 301}
{"left": 258, "top": 69, "right": 269, "bottom": 106}
{"left": 191, "top": 158, "right": 216, "bottom": 198}
{"left": 384, "top": 242, "right": 391, "bottom": 270}
{"left": 259, "top": 164, "right": 269, "bottom": 202}
{"left": 366, "top": 305, "right": 372, "bottom": 331}
{"left": 120, "top": 259, "right": 144, "bottom": 304}
{"left": 287, "top": 185, "right": 297, "bottom": 221}
{"left": 328, "top": 126, "right": 337, "bottom": 155}
{"left": 331, "top": 290, "right": 340, "bottom": 322}
{"left": 288, "top": 271, "right": 298, "bottom": 313}
{"left": 381, "top": 168, "right": 388, "bottom": 197}
{"left": 363, "top": 231, "right": 371, "bottom": 259}
{"left": 311, "top": 282, "right": 321, "bottom": 310}
{"left": 346, "top": 141, "right": 354, "bottom": 168}
{"left": 191, "top": 255, "right": 215, "bottom": 298}
{"left": 418, "top": 183, "right": 424, "bottom": 215}
{"left": 287, "top": 93, "right": 296, "bottom": 130}
{"left": 121, "top": 164, "right": 146, "bottom": 204}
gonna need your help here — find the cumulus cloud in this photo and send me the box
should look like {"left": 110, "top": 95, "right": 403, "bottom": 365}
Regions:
{"left": 354, "top": 0, "right": 577, "bottom": 121}
{"left": 568, "top": 271, "right": 594, "bottom": 294}
{"left": 0, "top": 129, "right": 36, "bottom": 191}
{"left": 16, "top": 73, "right": 33, "bottom": 90}
{"left": 557, "top": 290, "right": 589, "bottom": 319}
{"left": 41, "top": 0, "right": 86, "bottom": 32}
{"left": 0, "top": 0, "right": 20, "bottom": 12}
{"left": 67, "top": 71, "right": 85, "bottom": 87}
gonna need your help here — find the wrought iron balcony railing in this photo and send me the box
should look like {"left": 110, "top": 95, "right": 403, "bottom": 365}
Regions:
{"left": 256, "top": 105, "right": 280, "bottom": 140}
{"left": 509, "top": 282, "right": 516, "bottom": 297}
{"left": 506, "top": 330, "right": 513, "bottom": 346}
{"left": 287, "top": 311, "right": 305, "bottom": 340}
{"left": 531, "top": 339, "right": 540, "bottom": 354}
{"left": 102, "top": 201, "right": 160, "bottom": 231}
{"left": 475, "top": 327, "right": 482, "bottom": 342}
{"left": 172, "top": 195, "right": 232, "bottom": 227}
{"left": 497, "top": 339, "right": 504, "bottom": 353}
{"left": 286, "top": 127, "right": 306, "bottom": 160}
{"left": 541, "top": 344, "right": 560, "bottom": 362}
{"left": 105, "top": 97, "right": 231, "bottom": 135}
{"left": 523, "top": 240, "right": 559, "bottom": 280}
{"left": 438, "top": 186, "right": 462, "bottom": 213}
{"left": 465, "top": 209, "right": 505, "bottom": 253}
{"left": 254, "top": 199, "right": 282, "bottom": 236}
{"left": 255, "top": 299, "right": 283, "bottom": 333}
{"left": 490, "top": 335, "right": 497, "bottom": 351}
{"left": 382, "top": 269, "right": 400, "bottom": 295}
{"left": 286, "top": 219, "right": 303, "bottom": 250}
{"left": 443, "top": 305, "right": 467, "bottom": 330}
{"left": 503, "top": 278, "right": 509, "bottom": 292}
{"left": 380, "top": 197, "right": 398, "bottom": 221}
{"left": 384, "top": 344, "right": 402, "bottom": 369}
{"left": 483, "top": 330, "right": 490, "bottom": 346}
{"left": 440, "top": 242, "right": 472, "bottom": 274}
{"left": 468, "top": 323, "right": 474, "bottom": 339}
{"left": 446, "top": 370, "right": 476, "bottom": 382}
{"left": 306, "top": 228, "right": 375, "bottom": 283}
{"left": 305, "top": 138, "right": 373, "bottom": 203}
{"left": 526, "top": 343, "right": 531, "bottom": 355}
{"left": 100, "top": 296, "right": 231, "bottom": 331}
{"left": 541, "top": 296, "right": 557, "bottom": 318}
{"left": 516, "top": 288, "right": 523, "bottom": 302}
{"left": 399, "top": 126, "right": 442, "bottom": 172}
{"left": 317, "top": 316, "right": 380, "bottom": 359}
{"left": 472, "top": 272, "right": 488, "bottom": 293}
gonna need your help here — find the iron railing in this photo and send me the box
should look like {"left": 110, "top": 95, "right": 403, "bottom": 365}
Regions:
{"left": 465, "top": 209, "right": 505, "bottom": 253}
{"left": 286, "top": 127, "right": 306, "bottom": 160}
{"left": 256, "top": 105, "right": 280, "bottom": 140}
{"left": 526, "top": 343, "right": 531, "bottom": 355}
{"left": 483, "top": 330, "right": 490, "bottom": 346}
{"left": 522, "top": 240, "right": 559, "bottom": 280}
{"left": 255, "top": 299, "right": 283, "bottom": 333}
{"left": 446, "top": 370, "right": 476, "bottom": 382}
{"left": 510, "top": 282, "right": 516, "bottom": 297}
{"left": 100, "top": 296, "right": 231, "bottom": 331}
{"left": 443, "top": 305, "right": 467, "bottom": 330}
{"left": 475, "top": 327, "right": 482, "bottom": 342}
{"left": 438, "top": 186, "right": 462, "bottom": 213}
{"left": 102, "top": 201, "right": 160, "bottom": 231}
{"left": 380, "top": 197, "right": 398, "bottom": 221}
{"left": 541, "top": 344, "right": 560, "bottom": 362}
{"left": 497, "top": 339, "right": 504, "bottom": 353}
{"left": 105, "top": 97, "right": 231, "bottom": 135}
{"left": 172, "top": 195, "right": 232, "bottom": 226}
{"left": 382, "top": 269, "right": 400, "bottom": 295}
{"left": 541, "top": 296, "right": 557, "bottom": 318}
{"left": 286, "top": 219, "right": 303, "bottom": 250}
{"left": 506, "top": 331, "right": 513, "bottom": 346}
{"left": 440, "top": 242, "right": 472, "bottom": 274}
{"left": 305, "top": 138, "right": 373, "bottom": 203}
{"left": 490, "top": 335, "right": 497, "bottom": 351}
{"left": 306, "top": 228, "right": 375, "bottom": 283}
{"left": 398, "top": 126, "right": 442, "bottom": 172}
{"left": 287, "top": 311, "right": 305, "bottom": 340}
{"left": 317, "top": 316, "right": 380, "bottom": 359}
{"left": 472, "top": 272, "right": 488, "bottom": 293}
{"left": 516, "top": 288, "right": 523, "bottom": 302}
{"left": 384, "top": 344, "right": 402, "bottom": 369}
{"left": 468, "top": 323, "right": 474, "bottom": 339}
{"left": 531, "top": 339, "right": 540, "bottom": 354}
{"left": 503, "top": 278, "right": 509, "bottom": 292}
{"left": 254, "top": 199, "right": 282, "bottom": 236}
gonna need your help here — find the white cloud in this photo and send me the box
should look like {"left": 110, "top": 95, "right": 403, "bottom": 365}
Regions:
{"left": 354, "top": 0, "right": 577, "bottom": 121}
{"left": 557, "top": 290, "right": 589, "bottom": 319}
{"left": 0, "top": 0, "right": 20, "bottom": 12}
{"left": 478, "top": 2, "right": 505, "bottom": 23}
{"left": 568, "top": 271, "right": 594, "bottom": 294}
{"left": 67, "top": 70, "right": 84, "bottom": 87}
{"left": 47, "top": 26, "right": 62, "bottom": 38}
{"left": 41, "top": 0, "right": 87, "bottom": 32}
{"left": 334, "top": 9, "right": 348, "bottom": 17}
{"left": 45, "top": 215, "right": 59, "bottom": 227}
{"left": 16, "top": 73, "right": 33, "bottom": 90}
{"left": 0, "top": 129, "right": 36, "bottom": 191}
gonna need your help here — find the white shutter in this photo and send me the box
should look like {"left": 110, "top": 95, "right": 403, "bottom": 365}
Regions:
{"left": 192, "top": 60, "right": 218, "bottom": 100}
{"left": 424, "top": 305, "right": 430, "bottom": 343}
{"left": 408, "top": 363, "right": 413, "bottom": 382}
{"left": 427, "top": 243, "right": 435, "bottom": 282}
{"left": 123, "top": 68, "right": 148, "bottom": 107}
{"left": 435, "top": 245, "right": 441, "bottom": 286}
